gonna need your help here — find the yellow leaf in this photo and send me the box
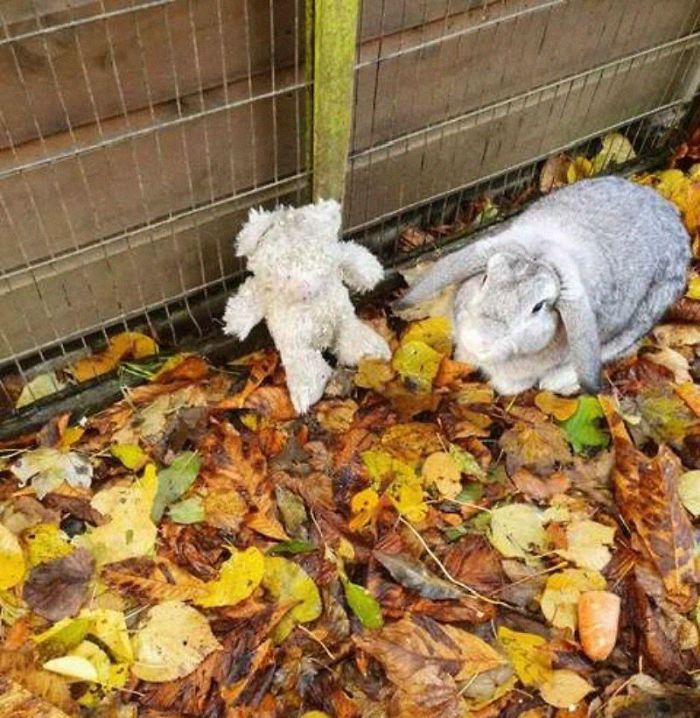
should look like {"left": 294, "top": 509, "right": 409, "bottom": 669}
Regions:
{"left": 540, "top": 568, "right": 606, "bottom": 632}
{"left": 401, "top": 317, "right": 453, "bottom": 356}
{"left": 69, "top": 332, "right": 158, "bottom": 382}
{"left": 75, "top": 464, "right": 158, "bottom": 566}
{"left": 23, "top": 523, "right": 72, "bottom": 567}
{"left": 196, "top": 547, "right": 265, "bottom": 608}
{"left": 301, "top": 713, "right": 331, "bottom": 718}
{"left": 262, "top": 556, "right": 322, "bottom": 642}
{"left": 386, "top": 473, "right": 428, "bottom": 524}
{"left": 380, "top": 422, "right": 443, "bottom": 461}
{"left": 392, "top": 340, "right": 442, "bottom": 392}
{"left": 489, "top": 504, "right": 547, "bottom": 560}
{"left": 557, "top": 520, "right": 615, "bottom": 571}
{"left": 82, "top": 609, "right": 133, "bottom": 664}
{"left": 539, "top": 669, "right": 593, "bottom": 709}
{"left": 349, "top": 488, "right": 380, "bottom": 531}
{"left": 422, "top": 451, "right": 462, "bottom": 499}
{"left": 68, "top": 640, "right": 128, "bottom": 689}
{"left": 315, "top": 399, "right": 358, "bottom": 434}
{"left": 686, "top": 275, "right": 700, "bottom": 300}
{"left": 498, "top": 626, "right": 552, "bottom": 687}
{"left": 58, "top": 426, "right": 85, "bottom": 450}
{"left": 16, "top": 372, "right": 65, "bottom": 408}
{"left": 679, "top": 470, "right": 700, "bottom": 517}
{"left": 566, "top": 156, "right": 593, "bottom": 183}
{"left": 354, "top": 357, "right": 395, "bottom": 391}
{"left": 110, "top": 444, "right": 148, "bottom": 470}
{"left": 0, "top": 524, "right": 25, "bottom": 590}
{"left": 656, "top": 169, "right": 689, "bottom": 206}
{"left": 131, "top": 601, "right": 221, "bottom": 682}
{"left": 534, "top": 391, "right": 579, "bottom": 421}
{"left": 591, "top": 132, "right": 636, "bottom": 173}
{"left": 362, "top": 449, "right": 415, "bottom": 489}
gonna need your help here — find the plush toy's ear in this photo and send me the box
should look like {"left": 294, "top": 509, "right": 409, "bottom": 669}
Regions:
{"left": 236, "top": 206, "right": 277, "bottom": 257}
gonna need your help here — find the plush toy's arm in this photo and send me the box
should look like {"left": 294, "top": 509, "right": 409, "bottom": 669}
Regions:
{"left": 335, "top": 241, "right": 385, "bottom": 292}
{"left": 223, "top": 277, "right": 264, "bottom": 340}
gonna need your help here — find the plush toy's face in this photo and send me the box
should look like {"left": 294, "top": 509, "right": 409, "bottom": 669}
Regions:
{"left": 238, "top": 200, "right": 343, "bottom": 303}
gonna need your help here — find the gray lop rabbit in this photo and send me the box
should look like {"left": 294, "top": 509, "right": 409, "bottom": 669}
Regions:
{"left": 395, "top": 176, "right": 690, "bottom": 395}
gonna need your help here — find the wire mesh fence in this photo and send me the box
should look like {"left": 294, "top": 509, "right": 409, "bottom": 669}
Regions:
{"left": 1, "top": 0, "right": 700, "bottom": 413}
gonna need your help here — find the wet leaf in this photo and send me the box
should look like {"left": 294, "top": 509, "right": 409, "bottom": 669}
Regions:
{"left": 499, "top": 421, "right": 572, "bottom": 473}
{"left": 262, "top": 556, "right": 322, "bottom": 641}
{"left": 535, "top": 391, "right": 579, "bottom": 421}
{"left": 373, "top": 550, "right": 463, "bottom": 600}
{"left": 354, "top": 357, "right": 395, "bottom": 391}
{"left": 386, "top": 472, "right": 429, "bottom": 523}
{"left": 131, "top": 601, "right": 221, "bottom": 683}
{"left": 497, "top": 626, "right": 552, "bottom": 687}
{"left": 380, "top": 422, "right": 443, "bottom": 461}
{"left": 343, "top": 580, "right": 384, "bottom": 629}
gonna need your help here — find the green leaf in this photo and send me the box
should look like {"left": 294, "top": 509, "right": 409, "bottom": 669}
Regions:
{"left": 455, "top": 482, "right": 483, "bottom": 504}
{"left": 448, "top": 444, "right": 486, "bottom": 479}
{"left": 559, "top": 395, "right": 609, "bottom": 454}
{"left": 167, "top": 497, "right": 205, "bottom": 524}
{"left": 262, "top": 557, "right": 322, "bottom": 642}
{"left": 267, "top": 540, "right": 316, "bottom": 556}
{"left": 152, "top": 452, "right": 200, "bottom": 521}
{"left": 343, "top": 580, "right": 383, "bottom": 629}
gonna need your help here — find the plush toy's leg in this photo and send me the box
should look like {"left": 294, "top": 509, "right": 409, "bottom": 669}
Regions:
{"left": 222, "top": 278, "right": 263, "bottom": 340}
{"left": 335, "top": 317, "right": 391, "bottom": 366}
{"left": 279, "top": 345, "right": 333, "bottom": 414}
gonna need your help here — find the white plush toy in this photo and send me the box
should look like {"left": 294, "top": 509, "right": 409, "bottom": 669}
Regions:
{"left": 223, "top": 199, "right": 391, "bottom": 413}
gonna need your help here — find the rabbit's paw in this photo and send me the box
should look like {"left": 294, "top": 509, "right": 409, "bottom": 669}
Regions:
{"left": 539, "top": 365, "right": 581, "bottom": 396}
{"left": 335, "top": 318, "right": 391, "bottom": 366}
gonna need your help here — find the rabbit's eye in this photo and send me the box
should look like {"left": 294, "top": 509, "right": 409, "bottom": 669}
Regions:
{"left": 532, "top": 300, "right": 546, "bottom": 314}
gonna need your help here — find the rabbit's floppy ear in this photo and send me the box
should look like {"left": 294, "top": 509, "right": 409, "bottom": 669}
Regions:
{"left": 543, "top": 251, "right": 602, "bottom": 393}
{"left": 236, "top": 206, "right": 278, "bottom": 257}
{"left": 394, "top": 237, "right": 501, "bottom": 308}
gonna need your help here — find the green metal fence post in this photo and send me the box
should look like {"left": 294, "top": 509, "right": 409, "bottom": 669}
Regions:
{"left": 307, "top": 0, "right": 360, "bottom": 204}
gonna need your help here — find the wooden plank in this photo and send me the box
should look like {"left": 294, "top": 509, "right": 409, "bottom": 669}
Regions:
{"left": 0, "top": 65, "right": 305, "bottom": 272}
{"left": 345, "top": 47, "right": 695, "bottom": 228}
{"left": 0, "top": 0, "right": 301, "bottom": 149}
{"left": 312, "top": 0, "right": 360, "bottom": 201}
{"left": 352, "top": 0, "right": 700, "bottom": 153}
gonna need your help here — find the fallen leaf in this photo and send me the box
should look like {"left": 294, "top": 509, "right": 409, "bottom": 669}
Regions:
{"left": 315, "top": 399, "right": 358, "bottom": 433}
{"left": 386, "top": 472, "right": 429, "bottom": 523}
{"left": 401, "top": 317, "right": 453, "bottom": 355}
{"left": 69, "top": 332, "right": 158, "bottom": 382}
{"left": 152, "top": 451, "right": 201, "bottom": 521}
{"left": 380, "top": 422, "right": 443, "bottom": 461}
{"left": 540, "top": 154, "right": 571, "bottom": 193}
{"left": 343, "top": 580, "right": 384, "bottom": 629}
{"left": 0, "top": 524, "right": 26, "bottom": 589}
{"left": 196, "top": 547, "right": 265, "bottom": 608}
{"left": 167, "top": 496, "right": 205, "bottom": 524}
{"left": 448, "top": 443, "right": 486, "bottom": 479}
{"left": 16, "top": 372, "right": 66, "bottom": 408}
{"left": 23, "top": 548, "right": 93, "bottom": 621}
{"left": 131, "top": 601, "right": 221, "bottom": 683}
{"left": 262, "top": 556, "right": 322, "bottom": 641}
{"left": 110, "top": 443, "right": 148, "bottom": 471}
{"left": 567, "top": 156, "right": 594, "bottom": 183}
{"left": 678, "top": 470, "right": 700, "bottom": 516}
{"left": 489, "top": 504, "right": 548, "bottom": 560}
{"left": 591, "top": 132, "right": 636, "bottom": 172}
{"left": 373, "top": 550, "right": 463, "bottom": 600}
{"left": 560, "top": 396, "right": 609, "bottom": 454}
{"left": 645, "top": 347, "right": 693, "bottom": 384}
{"left": 11, "top": 448, "right": 93, "bottom": 499}
{"left": 75, "top": 464, "right": 158, "bottom": 566}
{"left": 499, "top": 421, "right": 572, "bottom": 474}
{"left": 354, "top": 357, "right": 395, "bottom": 391}
{"left": 534, "top": 391, "right": 579, "bottom": 421}
{"left": 422, "top": 451, "right": 462, "bottom": 499}
{"left": 540, "top": 568, "right": 607, "bottom": 631}
{"left": 557, "top": 520, "right": 615, "bottom": 571}
{"left": 539, "top": 669, "right": 593, "bottom": 709}
{"left": 0, "top": 674, "right": 73, "bottom": 717}
{"left": 497, "top": 626, "right": 552, "bottom": 687}
{"left": 392, "top": 340, "right": 443, "bottom": 392}
{"left": 23, "top": 523, "right": 72, "bottom": 567}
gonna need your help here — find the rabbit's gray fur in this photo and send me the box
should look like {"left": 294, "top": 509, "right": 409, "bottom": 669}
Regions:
{"left": 395, "top": 176, "right": 690, "bottom": 395}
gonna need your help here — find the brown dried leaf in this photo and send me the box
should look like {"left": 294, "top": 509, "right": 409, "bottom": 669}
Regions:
{"left": 499, "top": 421, "right": 572, "bottom": 474}
{"left": 22, "top": 548, "right": 94, "bottom": 621}
{"left": 0, "top": 675, "right": 72, "bottom": 718}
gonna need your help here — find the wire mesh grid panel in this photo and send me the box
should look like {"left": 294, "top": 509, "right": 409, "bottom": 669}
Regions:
{"left": 345, "top": 0, "right": 700, "bottom": 237}
{"left": 0, "top": 0, "right": 307, "bottom": 383}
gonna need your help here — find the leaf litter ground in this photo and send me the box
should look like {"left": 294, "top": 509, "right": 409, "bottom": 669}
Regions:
{"left": 2, "top": 133, "right": 700, "bottom": 717}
